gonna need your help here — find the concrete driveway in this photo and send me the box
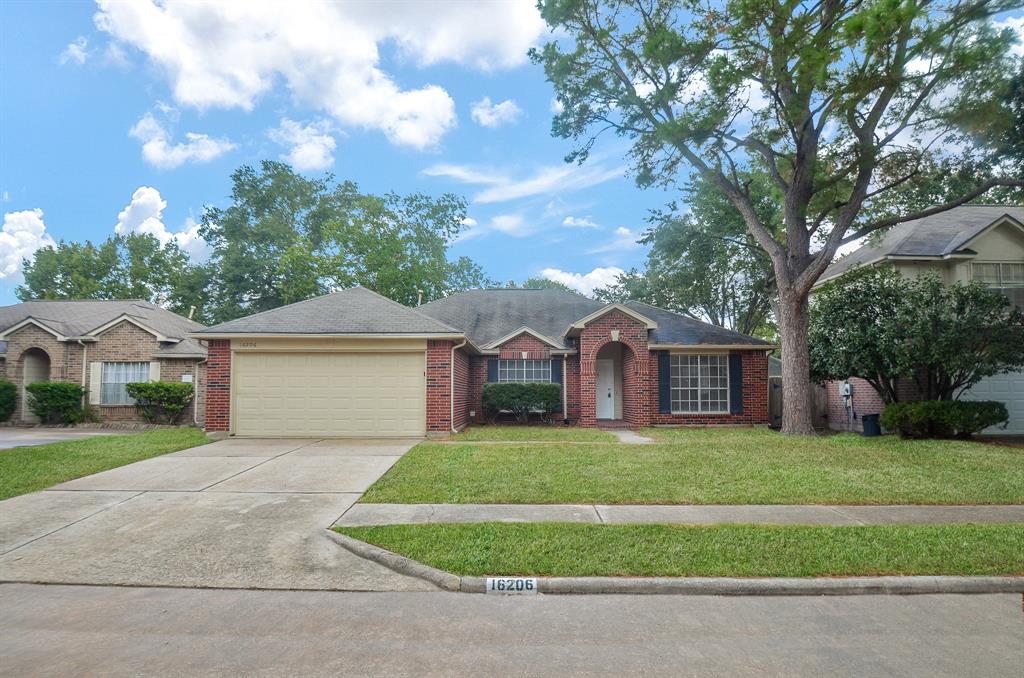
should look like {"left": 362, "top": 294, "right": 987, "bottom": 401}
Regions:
{"left": 0, "top": 438, "right": 434, "bottom": 591}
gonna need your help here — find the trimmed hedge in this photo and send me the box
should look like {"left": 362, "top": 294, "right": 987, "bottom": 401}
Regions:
{"left": 25, "top": 381, "right": 87, "bottom": 424}
{"left": 481, "top": 382, "right": 562, "bottom": 423}
{"left": 881, "top": 400, "right": 1008, "bottom": 438}
{"left": 125, "top": 381, "right": 194, "bottom": 424}
{"left": 0, "top": 380, "right": 15, "bottom": 422}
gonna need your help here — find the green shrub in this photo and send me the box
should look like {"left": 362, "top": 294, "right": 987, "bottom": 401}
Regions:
{"left": 881, "top": 400, "right": 1008, "bottom": 438}
{"left": 25, "top": 381, "right": 87, "bottom": 424}
{"left": 481, "top": 382, "right": 562, "bottom": 423}
{"left": 0, "top": 380, "right": 16, "bottom": 421}
{"left": 125, "top": 381, "right": 194, "bottom": 424}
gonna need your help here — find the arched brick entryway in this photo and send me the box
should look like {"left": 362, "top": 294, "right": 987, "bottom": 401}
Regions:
{"left": 19, "top": 347, "right": 51, "bottom": 423}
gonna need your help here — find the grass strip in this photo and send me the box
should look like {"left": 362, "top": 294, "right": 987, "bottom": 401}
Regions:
{"left": 0, "top": 428, "right": 209, "bottom": 500}
{"left": 362, "top": 429, "right": 1024, "bottom": 505}
{"left": 336, "top": 522, "right": 1024, "bottom": 578}
{"left": 452, "top": 426, "right": 616, "bottom": 442}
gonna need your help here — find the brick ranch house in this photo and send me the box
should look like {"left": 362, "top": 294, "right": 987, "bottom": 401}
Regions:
{"left": 193, "top": 286, "right": 772, "bottom": 437}
{"left": 0, "top": 300, "right": 207, "bottom": 425}
{"left": 813, "top": 205, "right": 1024, "bottom": 435}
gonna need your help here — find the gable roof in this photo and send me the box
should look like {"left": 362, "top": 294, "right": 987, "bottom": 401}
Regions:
{"left": 193, "top": 286, "right": 462, "bottom": 337}
{"left": 417, "top": 288, "right": 771, "bottom": 349}
{"left": 820, "top": 205, "right": 1024, "bottom": 284}
{"left": 0, "top": 300, "right": 206, "bottom": 357}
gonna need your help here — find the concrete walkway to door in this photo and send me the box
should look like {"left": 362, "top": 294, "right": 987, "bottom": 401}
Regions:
{"left": 0, "top": 438, "right": 435, "bottom": 591}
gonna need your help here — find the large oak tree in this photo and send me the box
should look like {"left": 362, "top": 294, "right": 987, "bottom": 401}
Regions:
{"left": 533, "top": 0, "right": 1024, "bottom": 433}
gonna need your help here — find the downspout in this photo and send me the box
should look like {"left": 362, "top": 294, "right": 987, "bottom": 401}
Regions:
{"left": 76, "top": 340, "right": 88, "bottom": 410}
{"left": 193, "top": 357, "right": 208, "bottom": 426}
{"left": 450, "top": 339, "right": 467, "bottom": 434}
{"left": 562, "top": 355, "right": 567, "bottom": 421}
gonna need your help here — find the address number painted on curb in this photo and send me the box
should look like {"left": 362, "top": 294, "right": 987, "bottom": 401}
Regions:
{"left": 486, "top": 577, "right": 538, "bottom": 594}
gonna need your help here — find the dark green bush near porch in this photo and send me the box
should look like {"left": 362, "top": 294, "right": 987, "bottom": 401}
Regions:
{"left": 482, "top": 382, "right": 562, "bottom": 423}
{"left": 0, "top": 380, "right": 16, "bottom": 421}
{"left": 881, "top": 400, "right": 1008, "bottom": 438}
{"left": 25, "top": 381, "right": 87, "bottom": 424}
{"left": 125, "top": 381, "right": 194, "bottom": 424}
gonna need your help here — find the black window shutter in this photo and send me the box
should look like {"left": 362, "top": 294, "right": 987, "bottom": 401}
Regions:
{"left": 729, "top": 353, "right": 744, "bottom": 414}
{"left": 487, "top": 358, "right": 498, "bottom": 382}
{"left": 657, "top": 351, "right": 671, "bottom": 414}
{"left": 550, "top": 358, "right": 563, "bottom": 412}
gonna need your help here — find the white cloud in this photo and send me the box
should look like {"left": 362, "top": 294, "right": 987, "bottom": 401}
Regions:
{"left": 129, "top": 113, "right": 235, "bottom": 169}
{"left": 114, "top": 186, "right": 210, "bottom": 259}
{"left": 540, "top": 266, "right": 625, "bottom": 296}
{"left": 60, "top": 36, "right": 89, "bottom": 64}
{"left": 471, "top": 97, "right": 523, "bottom": 128}
{"left": 268, "top": 118, "right": 337, "bottom": 171}
{"left": 549, "top": 97, "right": 564, "bottom": 114}
{"left": 587, "top": 226, "right": 641, "bottom": 254}
{"left": 562, "top": 216, "right": 599, "bottom": 228}
{"left": 996, "top": 16, "right": 1024, "bottom": 57}
{"left": 94, "top": 1, "right": 545, "bottom": 149}
{"left": 1, "top": 191, "right": 9, "bottom": 203}
{"left": 489, "top": 214, "right": 532, "bottom": 236}
{"left": 0, "top": 209, "right": 57, "bottom": 280}
{"left": 422, "top": 162, "right": 624, "bottom": 204}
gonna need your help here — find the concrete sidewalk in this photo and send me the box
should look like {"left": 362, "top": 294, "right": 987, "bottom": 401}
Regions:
{"left": 335, "top": 502, "right": 1024, "bottom": 527}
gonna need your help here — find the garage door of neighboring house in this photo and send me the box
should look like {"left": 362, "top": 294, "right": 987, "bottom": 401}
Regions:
{"left": 962, "top": 370, "right": 1024, "bottom": 435}
{"left": 232, "top": 351, "right": 426, "bottom": 437}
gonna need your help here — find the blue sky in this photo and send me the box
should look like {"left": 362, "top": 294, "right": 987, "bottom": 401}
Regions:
{"left": 0, "top": 1, "right": 674, "bottom": 306}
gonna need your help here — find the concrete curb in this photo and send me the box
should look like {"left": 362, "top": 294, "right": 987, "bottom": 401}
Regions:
{"left": 325, "top": 531, "right": 461, "bottom": 592}
{"left": 329, "top": 531, "right": 1024, "bottom": 596}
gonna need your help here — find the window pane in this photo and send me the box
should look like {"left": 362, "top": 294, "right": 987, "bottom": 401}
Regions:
{"left": 1001, "top": 263, "right": 1024, "bottom": 285}
{"left": 101, "top": 361, "right": 149, "bottom": 405}
{"left": 670, "top": 354, "right": 729, "bottom": 414}
{"left": 972, "top": 263, "right": 1000, "bottom": 284}
{"left": 496, "top": 359, "right": 551, "bottom": 382}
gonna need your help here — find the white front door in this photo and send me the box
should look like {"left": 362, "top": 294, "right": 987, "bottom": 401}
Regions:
{"left": 596, "top": 358, "right": 615, "bottom": 419}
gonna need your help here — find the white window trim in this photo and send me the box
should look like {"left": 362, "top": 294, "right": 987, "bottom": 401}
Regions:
{"left": 669, "top": 353, "right": 730, "bottom": 415}
{"left": 100, "top": 361, "right": 151, "bottom": 406}
{"left": 496, "top": 358, "right": 553, "bottom": 383}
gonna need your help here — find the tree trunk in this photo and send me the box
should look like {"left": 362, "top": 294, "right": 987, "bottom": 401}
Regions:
{"left": 778, "top": 288, "right": 816, "bottom": 435}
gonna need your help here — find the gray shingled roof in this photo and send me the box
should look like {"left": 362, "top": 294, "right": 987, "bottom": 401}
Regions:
{"left": 194, "top": 286, "right": 461, "bottom": 335}
{"left": 416, "top": 288, "right": 771, "bottom": 348}
{"left": 0, "top": 299, "right": 206, "bottom": 357}
{"left": 822, "top": 205, "right": 1024, "bottom": 282}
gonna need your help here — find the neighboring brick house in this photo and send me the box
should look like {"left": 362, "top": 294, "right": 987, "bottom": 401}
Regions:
{"left": 0, "top": 300, "right": 207, "bottom": 425}
{"left": 814, "top": 205, "right": 1024, "bottom": 434}
{"left": 194, "top": 286, "right": 772, "bottom": 437}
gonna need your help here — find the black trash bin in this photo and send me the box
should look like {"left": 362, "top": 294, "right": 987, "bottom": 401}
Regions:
{"left": 862, "top": 413, "right": 881, "bottom": 437}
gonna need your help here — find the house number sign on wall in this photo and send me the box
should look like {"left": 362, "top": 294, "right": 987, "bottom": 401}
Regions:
{"left": 485, "top": 577, "right": 538, "bottom": 595}
{"left": 239, "top": 341, "right": 257, "bottom": 348}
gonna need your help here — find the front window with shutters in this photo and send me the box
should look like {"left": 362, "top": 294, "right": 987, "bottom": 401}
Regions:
{"left": 972, "top": 262, "right": 1024, "bottom": 309}
{"left": 101, "top": 362, "right": 150, "bottom": 405}
{"left": 497, "top": 359, "right": 552, "bottom": 382}
{"left": 670, "top": 354, "right": 729, "bottom": 414}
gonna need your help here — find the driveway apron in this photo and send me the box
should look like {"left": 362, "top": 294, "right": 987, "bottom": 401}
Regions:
{"left": 0, "top": 438, "right": 433, "bottom": 591}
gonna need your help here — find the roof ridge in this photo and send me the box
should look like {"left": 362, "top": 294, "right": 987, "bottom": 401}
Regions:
{"left": 200, "top": 290, "right": 342, "bottom": 329}
{"left": 351, "top": 286, "right": 464, "bottom": 334}
{"left": 625, "top": 300, "right": 770, "bottom": 344}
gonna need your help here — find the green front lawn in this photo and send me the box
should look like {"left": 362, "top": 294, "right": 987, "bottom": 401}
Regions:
{"left": 361, "top": 428, "right": 1024, "bottom": 505}
{"left": 336, "top": 522, "right": 1024, "bottom": 577}
{"left": 452, "top": 425, "right": 616, "bottom": 442}
{"left": 0, "top": 428, "right": 209, "bottom": 500}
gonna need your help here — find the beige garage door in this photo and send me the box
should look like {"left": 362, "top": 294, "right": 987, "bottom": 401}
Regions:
{"left": 233, "top": 351, "right": 426, "bottom": 437}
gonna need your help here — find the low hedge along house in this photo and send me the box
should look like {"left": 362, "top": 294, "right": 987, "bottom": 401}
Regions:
{"left": 195, "top": 286, "right": 772, "bottom": 437}
{"left": 0, "top": 300, "right": 206, "bottom": 425}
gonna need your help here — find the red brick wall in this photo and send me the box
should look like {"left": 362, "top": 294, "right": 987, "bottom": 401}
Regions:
{"left": 825, "top": 376, "right": 921, "bottom": 431}
{"left": 426, "top": 340, "right": 454, "bottom": 434}
{"left": 649, "top": 350, "right": 769, "bottom": 426}
{"left": 204, "top": 340, "right": 231, "bottom": 432}
{"left": 497, "top": 332, "right": 551, "bottom": 360}
{"left": 578, "top": 311, "right": 651, "bottom": 427}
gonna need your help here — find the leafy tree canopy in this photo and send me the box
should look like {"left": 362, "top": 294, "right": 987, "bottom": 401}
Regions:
{"left": 596, "top": 171, "right": 780, "bottom": 338}
{"left": 17, "top": 233, "right": 207, "bottom": 320}
{"left": 533, "top": 0, "right": 1024, "bottom": 433}
{"left": 199, "top": 161, "right": 491, "bottom": 322}
{"left": 810, "top": 267, "right": 1024, "bottom": 402}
